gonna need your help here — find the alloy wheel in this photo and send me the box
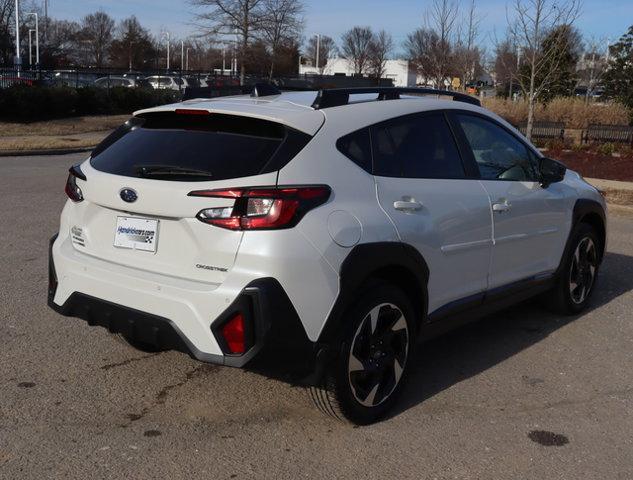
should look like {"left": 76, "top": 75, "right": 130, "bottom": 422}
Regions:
{"left": 569, "top": 237, "right": 598, "bottom": 305}
{"left": 347, "top": 303, "right": 409, "bottom": 407}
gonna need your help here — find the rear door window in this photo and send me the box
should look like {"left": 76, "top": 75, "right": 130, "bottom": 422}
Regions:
{"left": 90, "top": 113, "right": 311, "bottom": 181}
{"left": 371, "top": 112, "right": 466, "bottom": 179}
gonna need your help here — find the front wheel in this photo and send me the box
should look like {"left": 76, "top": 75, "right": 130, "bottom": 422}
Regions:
{"left": 310, "top": 284, "right": 416, "bottom": 425}
{"left": 545, "top": 223, "right": 600, "bottom": 315}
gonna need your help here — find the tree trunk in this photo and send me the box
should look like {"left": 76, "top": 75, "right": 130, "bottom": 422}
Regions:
{"left": 268, "top": 59, "right": 274, "bottom": 81}
{"left": 526, "top": 93, "right": 535, "bottom": 142}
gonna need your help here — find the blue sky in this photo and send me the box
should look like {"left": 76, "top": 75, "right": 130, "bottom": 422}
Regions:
{"left": 49, "top": 0, "right": 632, "bottom": 52}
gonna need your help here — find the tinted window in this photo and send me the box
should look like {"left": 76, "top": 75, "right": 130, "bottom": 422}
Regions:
{"left": 457, "top": 114, "right": 539, "bottom": 181}
{"left": 371, "top": 113, "right": 465, "bottom": 179}
{"left": 90, "top": 113, "right": 311, "bottom": 181}
{"left": 336, "top": 128, "right": 372, "bottom": 173}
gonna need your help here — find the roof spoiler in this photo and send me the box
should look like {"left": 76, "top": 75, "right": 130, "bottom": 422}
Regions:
{"left": 311, "top": 87, "right": 481, "bottom": 109}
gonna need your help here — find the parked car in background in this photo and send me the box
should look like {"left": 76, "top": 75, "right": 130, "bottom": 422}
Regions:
{"left": 0, "top": 75, "right": 34, "bottom": 88}
{"left": 94, "top": 76, "right": 137, "bottom": 88}
{"left": 146, "top": 75, "right": 184, "bottom": 91}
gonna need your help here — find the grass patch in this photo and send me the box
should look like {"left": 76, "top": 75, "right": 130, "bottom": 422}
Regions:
{"left": 483, "top": 97, "right": 631, "bottom": 129}
{"left": 0, "top": 115, "right": 129, "bottom": 137}
{"left": 0, "top": 131, "right": 108, "bottom": 151}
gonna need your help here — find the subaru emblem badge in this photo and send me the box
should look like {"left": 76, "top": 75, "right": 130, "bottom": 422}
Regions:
{"left": 119, "top": 188, "right": 138, "bottom": 203}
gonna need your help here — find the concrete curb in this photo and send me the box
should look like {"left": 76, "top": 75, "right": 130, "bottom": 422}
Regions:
{"left": 0, "top": 146, "right": 95, "bottom": 157}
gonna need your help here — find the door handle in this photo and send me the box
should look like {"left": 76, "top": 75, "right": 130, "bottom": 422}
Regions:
{"left": 394, "top": 199, "right": 423, "bottom": 212}
{"left": 492, "top": 200, "right": 511, "bottom": 213}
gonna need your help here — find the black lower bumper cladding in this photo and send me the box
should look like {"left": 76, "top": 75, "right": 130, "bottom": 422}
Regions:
{"left": 47, "top": 233, "right": 319, "bottom": 372}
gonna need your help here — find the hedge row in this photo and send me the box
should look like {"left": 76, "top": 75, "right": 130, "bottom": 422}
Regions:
{"left": 0, "top": 86, "right": 180, "bottom": 121}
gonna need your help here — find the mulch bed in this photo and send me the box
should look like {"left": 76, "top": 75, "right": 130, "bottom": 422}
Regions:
{"left": 547, "top": 148, "right": 633, "bottom": 182}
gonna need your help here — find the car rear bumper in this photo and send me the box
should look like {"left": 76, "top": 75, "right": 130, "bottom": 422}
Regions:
{"left": 48, "top": 233, "right": 319, "bottom": 371}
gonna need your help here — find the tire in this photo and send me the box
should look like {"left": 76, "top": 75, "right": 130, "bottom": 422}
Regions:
{"left": 309, "top": 283, "right": 416, "bottom": 425}
{"left": 544, "top": 223, "right": 601, "bottom": 315}
{"left": 112, "top": 333, "right": 167, "bottom": 353}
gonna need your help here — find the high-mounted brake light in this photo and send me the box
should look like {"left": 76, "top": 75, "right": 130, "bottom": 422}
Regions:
{"left": 65, "top": 165, "right": 85, "bottom": 202}
{"left": 174, "top": 109, "right": 210, "bottom": 116}
{"left": 189, "top": 186, "right": 331, "bottom": 230}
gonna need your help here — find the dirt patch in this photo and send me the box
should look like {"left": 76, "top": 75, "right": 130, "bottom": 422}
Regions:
{"left": 548, "top": 149, "right": 633, "bottom": 182}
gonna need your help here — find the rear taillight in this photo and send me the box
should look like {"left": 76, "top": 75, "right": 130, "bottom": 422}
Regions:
{"left": 189, "top": 185, "right": 330, "bottom": 230}
{"left": 65, "top": 165, "right": 85, "bottom": 202}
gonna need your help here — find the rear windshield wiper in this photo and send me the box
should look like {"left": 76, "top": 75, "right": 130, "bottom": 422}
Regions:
{"left": 135, "top": 165, "right": 214, "bottom": 178}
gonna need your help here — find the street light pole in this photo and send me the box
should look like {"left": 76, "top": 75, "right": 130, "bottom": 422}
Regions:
{"left": 162, "top": 31, "right": 170, "bottom": 70}
{"left": 27, "top": 12, "right": 38, "bottom": 66}
{"left": 29, "top": 29, "right": 33, "bottom": 67}
{"left": 15, "top": 0, "right": 20, "bottom": 77}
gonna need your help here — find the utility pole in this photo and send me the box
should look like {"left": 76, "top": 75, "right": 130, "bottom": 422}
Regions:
{"left": 315, "top": 34, "right": 320, "bottom": 70}
{"left": 27, "top": 12, "right": 38, "bottom": 66}
{"left": 14, "top": 0, "right": 21, "bottom": 77}
{"left": 44, "top": 0, "right": 48, "bottom": 42}
{"left": 181, "top": 40, "right": 184, "bottom": 71}
{"left": 222, "top": 46, "right": 226, "bottom": 74}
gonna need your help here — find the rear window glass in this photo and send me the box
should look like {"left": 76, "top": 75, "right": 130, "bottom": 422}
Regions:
{"left": 90, "top": 113, "right": 311, "bottom": 181}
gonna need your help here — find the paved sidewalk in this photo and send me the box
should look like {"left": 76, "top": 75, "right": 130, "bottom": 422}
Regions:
{"left": 587, "top": 177, "right": 633, "bottom": 207}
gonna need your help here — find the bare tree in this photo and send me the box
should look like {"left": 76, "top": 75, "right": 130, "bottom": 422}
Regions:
{"left": 191, "top": 0, "right": 265, "bottom": 84}
{"left": 259, "top": 0, "right": 303, "bottom": 79}
{"left": 341, "top": 26, "right": 373, "bottom": 75}
{"left": 305, "top": 34, "right": 335, "bottom": 73}
{"left": 0, "top": 0, "right": 16, "bottom": 65}
{"left": 494, "top": 37, "right": 519, "bottom": 97}
{"left": 453, "top": 0, "right": 482, "bottom": 88}
{"left": 368, "top": 30, "right": 393, "bottom": 79}
{"left": 79, "top": 10, "right": 115, "bottom": 68}
{"left": 578, "top": 36, "right": 609, "bottom": 103}
{"left": 405, "top": 0, "right": 458, "bottom": 87}
{"left": 507, "top": 0, "right": 581, "bottom": 139}
{"left": 109, "top": 16, "right": 156, "bottom": 71}
{"left": 428, "top": 0, "right": 458, "bottom": 86}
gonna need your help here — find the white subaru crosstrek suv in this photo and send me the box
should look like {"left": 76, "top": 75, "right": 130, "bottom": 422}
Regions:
{"left": 49, "top": 85, "right": 607, "bottom": 424}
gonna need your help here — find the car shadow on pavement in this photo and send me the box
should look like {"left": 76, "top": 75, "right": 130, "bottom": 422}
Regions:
{"left": 389, "top": 251, "right": 633, "bottom": 420}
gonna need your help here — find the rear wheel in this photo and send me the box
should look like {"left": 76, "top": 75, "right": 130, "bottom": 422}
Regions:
{"left": 310, "top": 284, "right": 415, "bottom": 425}
{"left": 545, "top": 223, "right": 600, "bottom": 315}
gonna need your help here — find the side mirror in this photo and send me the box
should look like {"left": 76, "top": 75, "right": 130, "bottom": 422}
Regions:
{"left": 539, "top": 157, "right": 567, "bottom": 187}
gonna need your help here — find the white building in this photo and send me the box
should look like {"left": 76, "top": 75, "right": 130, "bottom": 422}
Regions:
{"left": 299, "top": 57, "right": 418, "bottom": 87}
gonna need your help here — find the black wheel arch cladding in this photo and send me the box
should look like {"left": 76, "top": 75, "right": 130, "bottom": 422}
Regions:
{"left": 318, "top": 242, "right": 429, "bottom": 344}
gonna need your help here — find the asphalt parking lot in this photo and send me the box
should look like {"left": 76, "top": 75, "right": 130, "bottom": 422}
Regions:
{"left": 1, "top": 153, "right": 632, "bottom": 479}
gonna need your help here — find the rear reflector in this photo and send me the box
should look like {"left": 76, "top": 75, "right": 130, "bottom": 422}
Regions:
{"left": 221, "top": 313, "right": 246, "bottom": 354}
{"left": 189, "top": 185, "right": 331, "bottom": 230}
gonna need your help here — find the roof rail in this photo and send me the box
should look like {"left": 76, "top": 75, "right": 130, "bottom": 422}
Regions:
{"left": 311, "top": 87, "right": 481, "bottom": 109}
